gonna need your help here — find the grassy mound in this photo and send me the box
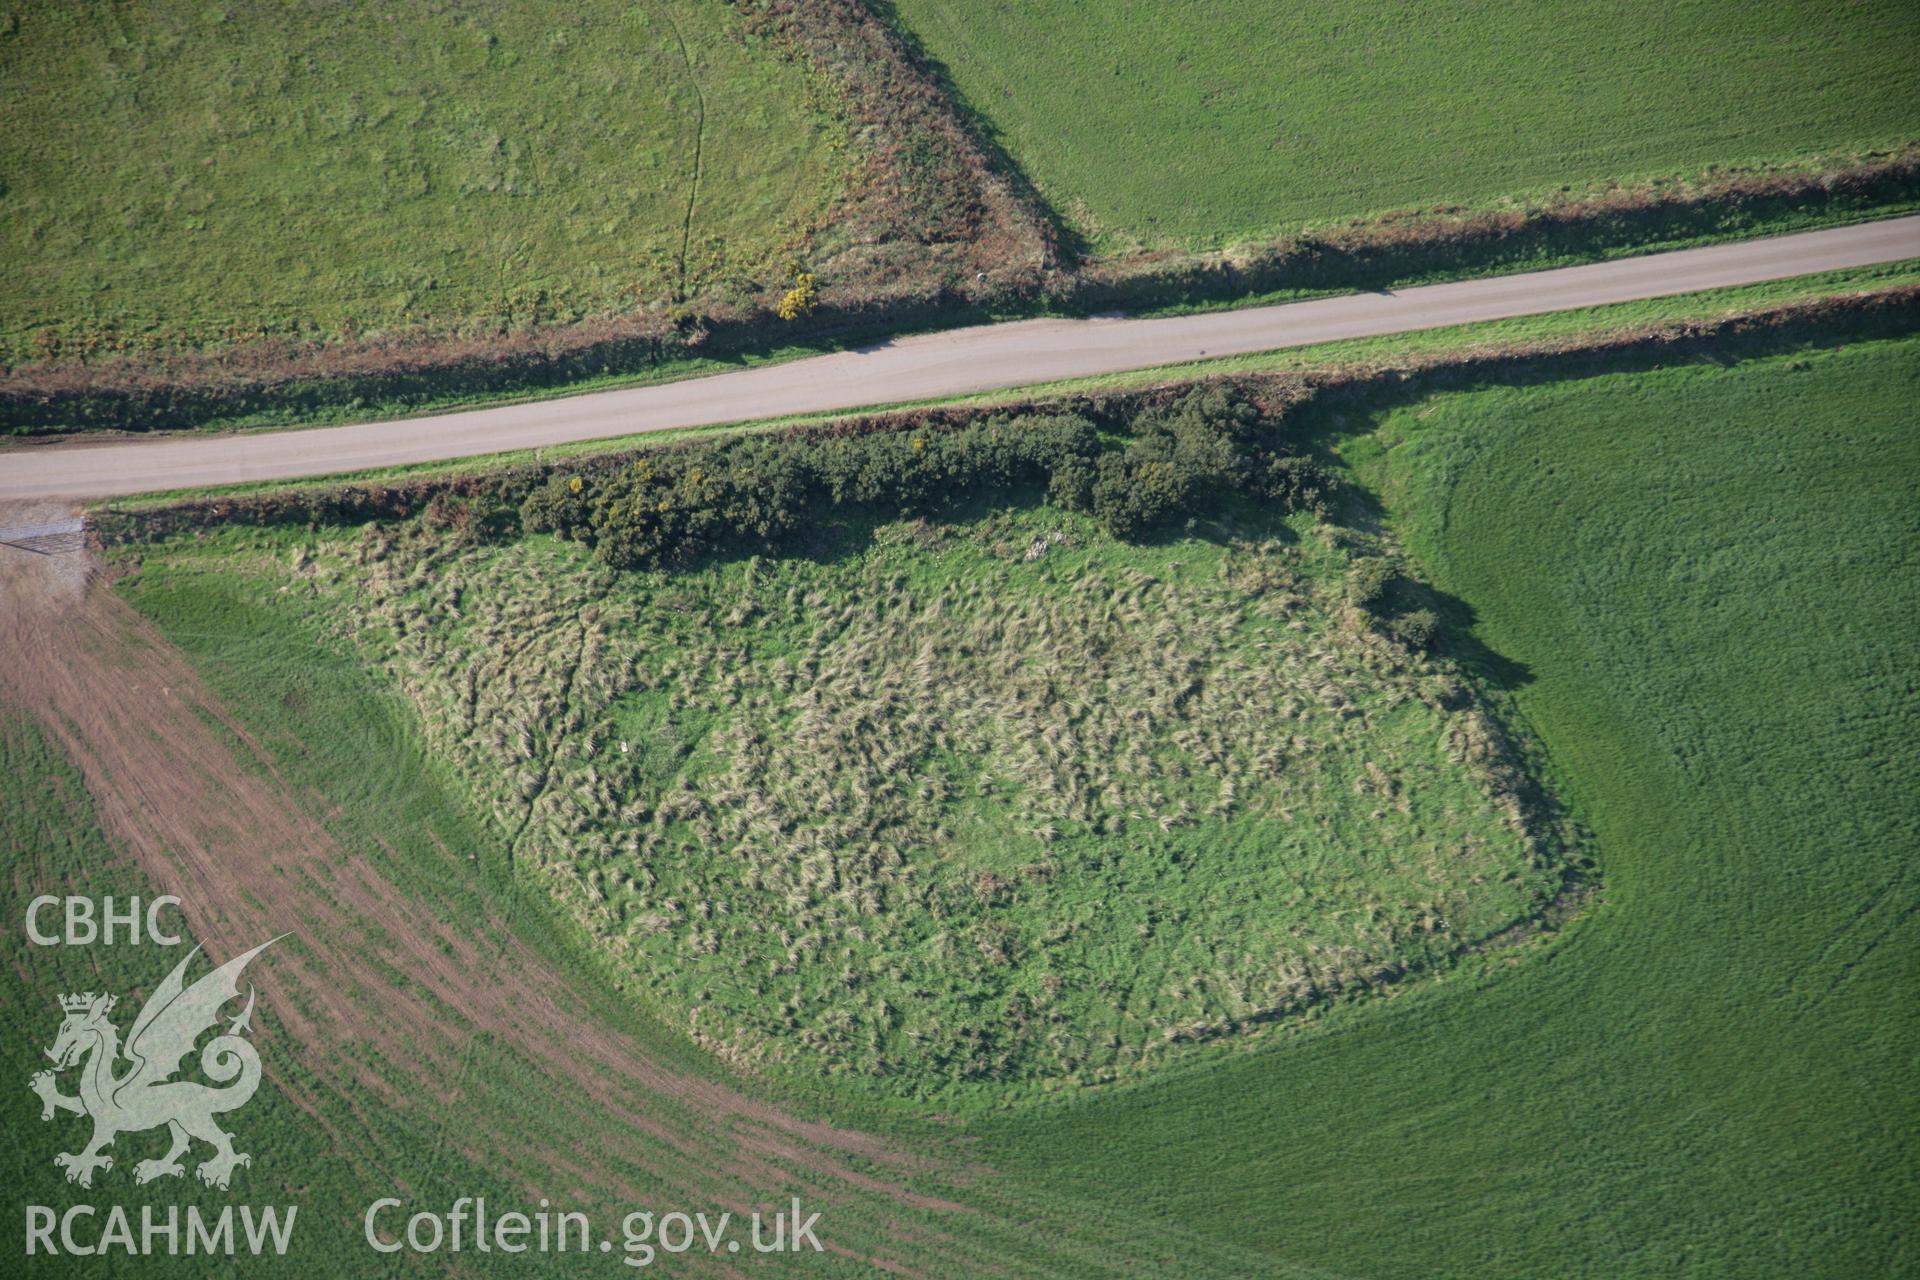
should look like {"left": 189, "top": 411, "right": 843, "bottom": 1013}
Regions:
{"left": 0, "top": 1, "right": 850, "bottom": 359}
{"left": 159, "top": 500, "right": 1571, "bottom": 1098}
{"left": 889, "top": 0, "right": 1919, "bottom": 250}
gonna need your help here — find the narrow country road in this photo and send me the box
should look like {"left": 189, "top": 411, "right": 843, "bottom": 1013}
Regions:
{"left": 5, "top": 217, "right": 1917, "bottom": 502}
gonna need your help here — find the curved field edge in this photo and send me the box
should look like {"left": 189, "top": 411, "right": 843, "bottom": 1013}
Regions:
{"left": 962, "top": 333, "right": 1920, "bottom": 1276}
{"left": 0, "top": 713, "right": 736, "bottom": 1278}
{"left": 128, "top": 495, "right": 1579, "bottom": 1102}
{"left": 1, "top": 580, "right": 1281, "bottom": 1276}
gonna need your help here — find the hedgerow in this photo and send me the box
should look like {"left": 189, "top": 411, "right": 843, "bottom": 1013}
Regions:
{"left": 7, "top": 135, "right": 1912, "bottom": 432}
{"left": 520, "top": 387, "right": 1335, "bottom": 567}
{"left": 91, "top": 286, "right": 1920, "bottom": 556}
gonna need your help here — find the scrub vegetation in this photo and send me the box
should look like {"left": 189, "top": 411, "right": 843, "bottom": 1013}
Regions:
{"left": 517, "top": 388, "right": 1339, "bottom": 567}
{"left": 314, "top": 507, "right": 1566, "bottom": 1094}
{"left": 88, "top": 310, "right": 1919, "bottom": 1271}
{"left": 969, "top": 329, "right": 1920, "bottom": 1276}
{"left": 8, "top": 0, "right": 1913, "bottom": 1265}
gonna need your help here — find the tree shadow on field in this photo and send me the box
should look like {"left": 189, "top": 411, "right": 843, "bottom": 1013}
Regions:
{"left": 1246, "top": 304, "right": 1920, "bottom": 695}
{"left": 1283, "top": 395, "right": 1539, "bottom": 693}
{"left": 1405, "top": 578, "right": 1535, "bottom": 692}
{"left": 669, "top": 483, "right": 1062, "bottom": 579}
{"left": 1148, "top": 496, "right": 1300, "bottom": 552}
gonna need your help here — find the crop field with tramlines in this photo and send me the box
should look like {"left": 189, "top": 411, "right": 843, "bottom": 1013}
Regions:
{"left": 965, "top": 328, "right": 1920, "bottom": 1276}
{"left": 140, "top": 499, "right": 1574, "bottom": 1100}
{"left": 889, "top": 0, "right": 1920, "bottom": 251}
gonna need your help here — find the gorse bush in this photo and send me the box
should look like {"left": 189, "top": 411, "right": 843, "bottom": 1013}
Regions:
{"left": 523, "top": 412, "right": 1095, "bottom": 566}
{"left": 776, "top": 265, "right": 821, "bottom": 321}
{"left": 1388, "top": 607, "right": 1439, "bottom": 650}
{"left": 1345, "top": 556, "right": 1396, "bottom": 609}
{"left": 522, "top": 386, "right": 1335, "bottom": 567}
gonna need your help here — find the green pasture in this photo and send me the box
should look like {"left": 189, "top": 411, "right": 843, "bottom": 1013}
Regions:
{"left": 0, "top": 0, "right": 851, "bottom": 360}
{"left": 43, "top": 312, "right": 1920, "bottom": 1274}
{"left": 890, "top": 0, "right": 1920, "bottom": 251}
{"left": 968, "top": 331, "right": 1920, "bottom": 1275}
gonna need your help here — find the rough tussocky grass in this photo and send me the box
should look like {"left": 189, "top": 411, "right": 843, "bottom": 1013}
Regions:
{"left": 126, "top": 499, "right": 1574, "bottom": 1100}
{"left": 0, "top": 0, "right": 852, "bottom": 361}
{"left": 10, "top": 584, "right": 1278, "bottom": 1276}
{"left": 888, "top": 0, "right": 1920, "bottom": 251}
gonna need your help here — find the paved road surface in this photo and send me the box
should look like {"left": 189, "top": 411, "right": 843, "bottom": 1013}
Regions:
{"left": 5, "top": 217, "right": 1916, "bottom": 502}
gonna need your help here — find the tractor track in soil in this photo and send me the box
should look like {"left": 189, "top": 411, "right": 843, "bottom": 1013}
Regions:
{"left": 1, "top": 518, "right": 981, "bottom": 1272}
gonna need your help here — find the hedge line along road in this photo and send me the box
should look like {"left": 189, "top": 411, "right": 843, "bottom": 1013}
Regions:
{"left": 4, "top": 217, "right": 1917, "bottom": 502}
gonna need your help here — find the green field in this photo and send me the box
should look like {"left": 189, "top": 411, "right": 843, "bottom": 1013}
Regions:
{"left": 968, "top": 333, "right": 1920, "bottom": 1273}
{"left": 890, "top": 0, "right": 1920, "bottom": 251}
{"left": 6, "top": 640, "right": 1209, "bottom": 1276}
{"left": 0, "top": 714, "right": 541, "bottom": 1275}
{"left": 0, "top": 0, "right": 850, "bottom": 359}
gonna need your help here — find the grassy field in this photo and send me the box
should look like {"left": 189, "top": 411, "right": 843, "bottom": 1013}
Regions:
{"left": 889, "top": 0, "right": 1920, "bottom": 251}
{"left": 57, "top": 569, "right": 1243, "bottom": 1276}
{"left": 7, "top": 661, "right": 1233, "bottom": 1278}
{"left": 128, "top": 492, "right": 1571, "bottom": 1101}
{"left": 0, "top": 0, "right": 850, "bottom": 360}
{"left": 966, "top": 333, "right": 1920, "bottom": 1274}
{"left": 89, "top": 481, "right": 1391, "bottom": 1276}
